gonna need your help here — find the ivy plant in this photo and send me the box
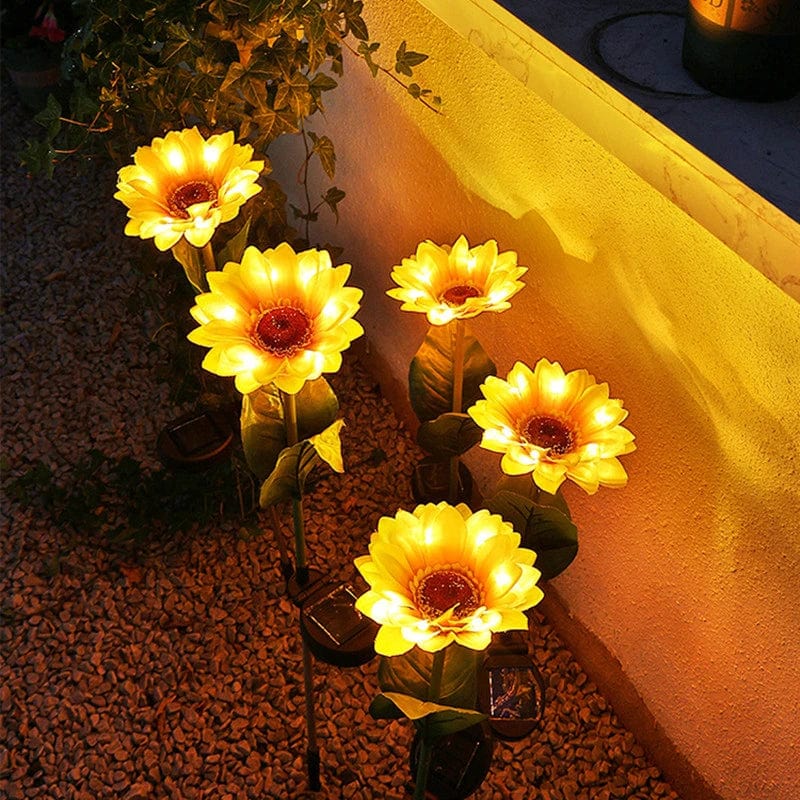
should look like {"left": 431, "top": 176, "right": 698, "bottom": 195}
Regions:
{"left": 23, "top": 0, "right": 440, "bottom": 244}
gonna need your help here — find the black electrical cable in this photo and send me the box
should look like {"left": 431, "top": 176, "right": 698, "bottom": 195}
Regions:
{"left": 589, "top": 11, "right": 712, "bottom": 99}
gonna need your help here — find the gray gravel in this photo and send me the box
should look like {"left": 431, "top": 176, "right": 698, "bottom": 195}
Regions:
{"left": 0, "top": 77, "right": 682, "bottom": 800}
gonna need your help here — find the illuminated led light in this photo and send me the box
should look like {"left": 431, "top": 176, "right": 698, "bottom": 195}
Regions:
{"left": 353, "top": 502, "right": 544, "bottom": 656}
{"left": 593, "top": 406, "right": 614, "bottom": 425}
{"left": 387, "top": 235, "right": 527, "bottom": 325}
{"left": 203, "top": 144, "right": 221, "bottom": 167}
{"left": 115, "top": 127, "right": 263, "bottom": 251}
{"left": 187, "top": 242, "right": 363, "bottom": 395}
{"left": 468, "top": 358, "right": 635, "bottom": 494}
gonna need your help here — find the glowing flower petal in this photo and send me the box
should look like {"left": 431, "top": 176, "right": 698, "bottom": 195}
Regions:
{"left": 469, "top": 359, "right": 635, "bottom": 494}
{"left": 354, "top": 502, "right": 543, "bottom": 656}
{"left": 188, "top": 243, "right": 363, "bottom": 394}
{"left": 114, "top": 127, "right": 264, "bottom": 251}
{"left": 387, "top": 235, "right": 527, "bottom": 325}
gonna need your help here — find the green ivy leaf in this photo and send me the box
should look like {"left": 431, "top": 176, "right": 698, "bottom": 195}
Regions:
{"left": 395, "top": 40, "right": 429, "bottom": 77}
{"left": 356, "top": 40, "right": 380, "bottom": 77}
{"left": 310, "top": 72, "right": 338, "bottom": 94}
{"left": 274, "top": 71, "right": 312, "bottom": 118}
{"left": 344, "top": 2, "right": 369, "bottom": 40}
{"left": 33, "top": 94, "right": 62, "bottom": 139}
{"left": 408, "top": 324, "right": 496, "bottom": 423}
{"left": 310, "top": 133, "right": 336, "bottom": 179}
{"left": 253, "top": 110, "right": 299, "bottom": 145}
{"left": 322, "top": 186, "right": 346, "bottom": 222}
{"left": 416, "top": 412, "right": 482, "bottom": 458}
{"left": 20, "top": 139, "right": 56, "bottom": 178}
{"left": 485, "top": 490, "right": 578, "bottom": 580}
{"left": 160, "top": 23, "right": 193, "bottom": 66}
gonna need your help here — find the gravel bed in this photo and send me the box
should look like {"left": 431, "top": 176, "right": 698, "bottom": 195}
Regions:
{"left": 0, "top": 78, "right": 682, "bottom": 800}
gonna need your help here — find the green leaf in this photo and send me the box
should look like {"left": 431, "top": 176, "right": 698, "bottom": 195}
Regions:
{"left": 310, "top": 72, "right": 338, "bottom": 94}
{"left": 241, "top": 379, "right": 339, "bottom": 481}
{"left": 416, "top": 412, "right": 482, "bottom": 458}
{"left": 377, "top": 645, "right": 481, "bottom": 711}
{"left": 379, "top": 692, "right": 485, "bottom": 740}
{"left": 274, "top": 71, "right": 311, "bottom": 118}
{"left": 311, "top": 134, "right": 336, "bottom": 179}
{"left": 258, "top": 440, "right": 321, "bottom": 507}
{"left": 216, "top": 215, "right": 252, "bottom": 267}
{"left": 357, "top": 40, "right": 380, "bottom": 78}
{"left": 33, "top": 94, "right": 62, "bottom": 139}
{"left": 344, "top": 2, "right": 369, "bottom": 40}
{"left": 322, "top": 186, "right": 345, "bottom": 222}
{"left": 369, "top": 694, "right": 405, "bottom": 720}
{"left": 493, "top": 474, "right": 571, "bottom": 518}
{"left": 170, "top": 239, "right": 206, "bottom": 293}
{"left": 160, "top": 23, "right": 193, "bottom": 66}
{"left": 19, "top": 139, "right": 56, "bottom": 178}
{"left": 408, "top": 324, "right": 496, "bottom": 423}
{"left": 240, "top": 386, "right": 285, "bottom": 482}
{"left": 395, "top": 41, "right": 429, "bottom": 77}
{"left": 252, "top": 105, "right": 300, "bottom": 143}
{"left": 309, "top": 419, "right": 345, "bottom": 473}
{"left": 485, "top": 490, "right": 578, "bottom": 580}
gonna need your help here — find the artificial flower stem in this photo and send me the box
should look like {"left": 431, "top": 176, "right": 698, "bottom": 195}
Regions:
{"left": 449, "top": 319, "right": 466, "bottom": 503}
{"left": 281, "top": 390, "right": 309, "bottom": 584}
{"left": 282, "top": 391, "right": 321, "bottom": 788}
{"left": 268, "top": 507, "right": 294, "bottom": 580}
{"left": 413, "top": 649, "right": 446, "bottom": 800}
{"left": 301, "top": 639, "right": 322, "bottom": 790}
{"left": 201, "top": 241, "right": 216, "bottom": 274}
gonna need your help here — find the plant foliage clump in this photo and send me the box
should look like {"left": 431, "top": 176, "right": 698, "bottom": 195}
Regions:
{"left": 25, "top": 0, "right": 439, "bottom": 243}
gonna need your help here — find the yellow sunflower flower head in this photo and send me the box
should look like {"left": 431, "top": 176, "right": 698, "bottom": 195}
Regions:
{"left": 114, "top": 127, "right": 264, "bottom": 251}
{"left": 387, "top": 235, "right": 527, "bottom": 325}
{"left": 469, "top": 359, "right": 636, "bottom": 495}
{"left": 355, "top": 502, "right": 543, "bottom": 657}
{"left": 187, "top": 243, "right": 364, "bottom": 395}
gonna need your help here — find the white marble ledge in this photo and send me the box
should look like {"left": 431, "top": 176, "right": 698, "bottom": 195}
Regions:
{"left": 416, "top": 0, "right": 800, "bottom": 302}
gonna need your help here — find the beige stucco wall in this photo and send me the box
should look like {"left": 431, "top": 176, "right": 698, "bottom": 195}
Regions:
{"left": 270, "top": 2, "right": 800, "bottom": 798}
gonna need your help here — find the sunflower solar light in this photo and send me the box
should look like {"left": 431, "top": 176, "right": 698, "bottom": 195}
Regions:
{"left": 467, "top": 358, "right": 636, "bottom": 580}
{"left": 354, "top": 501, "right": 544, "bottom": 799}
{"left": 188, "top": 240, "right": 366, "bottom": 790}
{"left": 188, "top": 241, "right": 363, "bottom": 582}
{"left": 387, "top": 235, "right": 527, "bottom": 505}
{"left": 115, "top": 127, "right": 265, "bottom": 292}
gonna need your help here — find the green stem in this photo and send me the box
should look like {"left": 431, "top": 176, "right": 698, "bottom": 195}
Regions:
{"left": 301, "top": 637, "right": 321, "bottom": 790}
{"left": 268, "top": 506, "right": 294, "bottom": 579}
{"left": 201, "top": 241, "right": 216, "bottom": 274}
{"left": 449, "top": 319, "right": 466, "bottom": 504}
{"left": 413, "top": 649, "right": 446, "bottom": 800}
{"left": 281, "top": 391, "right": 309, "bottom": 580}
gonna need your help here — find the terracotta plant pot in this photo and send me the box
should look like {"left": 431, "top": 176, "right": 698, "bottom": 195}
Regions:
{"left": 2, "top": 45, "right": 63, "bottom": 110}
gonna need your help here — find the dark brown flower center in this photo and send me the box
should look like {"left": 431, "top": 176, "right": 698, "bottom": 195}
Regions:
{"left": 415, "top": 569, "right": 481, "bottom": 620}
{"left": 441, "top": 285, "right": 481, "bottom": 306}
{"left": 168, "top": 180, "right": 218, "bottom": 219}
{"left": 523, "top": 415, "right": 575, "bottom": 455}
{"left": 254, "top": 306, "right": 312, "bottom": 356}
